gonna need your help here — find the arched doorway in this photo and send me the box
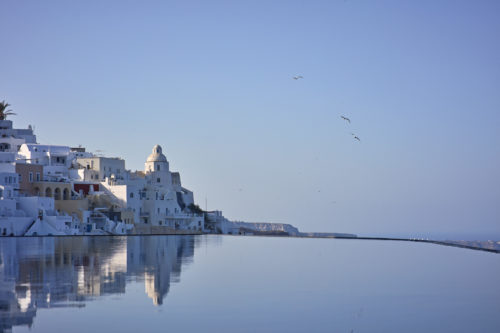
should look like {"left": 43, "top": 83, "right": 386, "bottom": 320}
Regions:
{"left": 54, "top": 188, "right": 61, "bottom": 200}
{"left": 45, "top": 187, "right": 52, "bottom": 197}
{"left": 63, "top": 188, "right": 69, "bottom": 200}
{"left": 34, "top": 187, "right": 40, "bottom": 196}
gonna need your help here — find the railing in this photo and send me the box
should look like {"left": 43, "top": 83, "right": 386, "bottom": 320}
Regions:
{"left": 23, "top": 219, "right": 38, "bottom": 236}
{"left": 34, "top": 175, "right": 71, "bottom": 183}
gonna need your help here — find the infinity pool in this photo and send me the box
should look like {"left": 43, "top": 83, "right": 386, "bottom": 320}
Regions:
{"left": 1, "top": 235, "right": 499, "bottom": 332}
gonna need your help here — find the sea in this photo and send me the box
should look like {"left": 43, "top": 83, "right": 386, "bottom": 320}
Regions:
{"left": 0, "top": 235, "right": 499, "bottom": 333}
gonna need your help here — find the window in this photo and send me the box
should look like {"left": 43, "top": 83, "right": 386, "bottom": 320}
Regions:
{"left": 157, "top": 165, "right": 160, "bottom": 171}
{"left": 36, "top": 172, "right": 40, "bottom": 181}
{"left": 157, "top": 178, "right": 160, "bottom": 183}
{"left": 130, "top": 192, "right": 134, "bottom": 198}
{"left": 19, "top": 174, "right": 22, "bottom": 183}
{"left": 29, "top": 172, "right": 33, "bottom": 182}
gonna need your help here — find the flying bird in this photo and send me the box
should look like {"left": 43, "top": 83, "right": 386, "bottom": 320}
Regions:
{"left": 292, "top": 75, "right": 303, "bottom": 80}
{"left": 354, "top": 136, "right": 360, "bottom": 141}
{"left": 341, "top": 115, "right": 351, "bottom": 123}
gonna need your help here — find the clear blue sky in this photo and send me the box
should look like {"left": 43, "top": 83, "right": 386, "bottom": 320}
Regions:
{"left": 1, "top": 0, "right": 499, "bottom": 238}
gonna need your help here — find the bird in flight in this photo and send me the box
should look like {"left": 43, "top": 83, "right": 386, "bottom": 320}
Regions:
{"left": 293, "top": 75, "right": 303, "bottom": 80}
{"left": 341, "top": 115, "right": 351, "bottom": 123}
{"left": 354, "top": 136, "right": 360, "bottom": 141}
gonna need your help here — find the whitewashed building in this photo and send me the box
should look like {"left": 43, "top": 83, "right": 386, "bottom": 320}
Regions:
{"left": 18, "top": 144, "right": 72, "bottom": 180}
{"left": 75, "top": 156, "right": 126, "bottom": 181}
{"left": 0, "top": 120, "right": 36, "bottom": 153}
{"left": 0, "top": 113, "right": 204, "bottom": 236}
{"left": 101, "top": 145, "right": 204, "bottom": 231}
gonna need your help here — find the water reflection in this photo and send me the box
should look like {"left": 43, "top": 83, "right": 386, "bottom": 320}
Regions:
{"left": 0, "top": 236, "right": 197, "bottom": 332}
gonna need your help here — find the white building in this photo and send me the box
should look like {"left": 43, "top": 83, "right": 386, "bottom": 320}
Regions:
{"left": 0, "top": 120, "right": 36, "bottom": 153}
{"left": 0, "top": 113, "right": 204, "bottom": 236}
{"left": 18, "top": 143, "right": 72, "bottom": 180}
{"left": 0, "top": 154, "right": 19, "bottom": 187}
{"left": 101, "top": 145, "right": 204, "bottom": 231}
{"left": 76, "top": 156, "right": 126, "bottom": 181}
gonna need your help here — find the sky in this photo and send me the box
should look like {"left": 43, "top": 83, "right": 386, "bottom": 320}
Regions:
{"left": 1, "top": 0, "right": 499, "bottom": 238}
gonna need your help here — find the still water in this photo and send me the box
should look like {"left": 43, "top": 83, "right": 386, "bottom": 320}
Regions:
{"left": 0, "top": 235, "right": 499, "bottom": 333}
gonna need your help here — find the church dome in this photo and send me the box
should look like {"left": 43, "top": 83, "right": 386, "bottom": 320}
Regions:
{"left": 146, "top": 144, "right": 167, "bottom": 163}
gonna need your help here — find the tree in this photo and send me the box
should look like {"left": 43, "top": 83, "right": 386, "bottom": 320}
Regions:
{"left": 188, "top": 203, "right": 204, "bottom": 215}
{"left": 0, "top": 101, "right": 16, "bottom": 120}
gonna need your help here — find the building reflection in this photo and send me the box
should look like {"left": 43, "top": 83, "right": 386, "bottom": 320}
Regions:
{"left": 127, "top": 236, "right": 194, "bottom": 305}
{"left": 0, "top": 236, "right": 196, "bottom": 332}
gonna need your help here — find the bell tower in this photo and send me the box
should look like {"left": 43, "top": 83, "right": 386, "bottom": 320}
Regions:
{"left": 145, "top": 145, "right": 171, "bottom": 187}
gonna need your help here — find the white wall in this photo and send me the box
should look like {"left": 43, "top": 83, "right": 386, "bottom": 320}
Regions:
{"left": 18, "top": 197, "right": 55, "bottom": 217}
{"left": 101, "top": 182, "right": 128, "bottom": 207}
{"left": 68, "top": 168, "right": 99, "bottom": 181}
{"left": 0, "top": 173, "right": 19, "bottom": 188}
{"left": 44, "top": 165, "right": 69, "bottom": 178}
{"left": 100, "top": 158, "right": 126, "bottom": 179}
{"left": 0, "top": 152, "right": 16, "bottom": 173}
{"left": 0, "top": 137, "right": 26, "bottom": 153}
{"left": 18, "top": 144, "right": 71, "bottom": 166}
{"left": 0, "top": 216, "right": 34, "bottom": 236}
{"left": 0, "top": 198, "right": 17, "bottom": 214}
{"left": 76, "top": 157, "right": 126, "bottom": 180}
{"left": 0, "top": 163, "right": 15, "bottom": 173}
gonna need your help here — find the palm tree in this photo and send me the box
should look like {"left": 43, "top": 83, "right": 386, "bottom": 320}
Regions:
{"left": 0, "top": 100, "right": 16, "bottom": 120}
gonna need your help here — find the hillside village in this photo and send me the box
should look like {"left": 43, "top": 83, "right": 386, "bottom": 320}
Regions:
{"left": 0, "top": 117, "right": 206, "bottom": 235}
{"left": 0, "top": 103, "right": 308, "bottom": 237}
